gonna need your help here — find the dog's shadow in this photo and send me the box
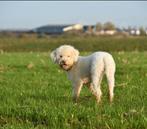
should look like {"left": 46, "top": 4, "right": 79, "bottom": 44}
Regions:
{"left": 55, "top": 95, "right": 95, "bottom": 106}
{"left": 29, "top": 93, "right": 96, "bottom": 106}
{"left": 78, "top": 95, "right": 93, "bottom": 102}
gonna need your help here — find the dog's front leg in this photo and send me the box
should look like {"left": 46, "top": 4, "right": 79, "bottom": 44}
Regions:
{"left": 72, "top": 81, "right": 83, "bottom": 102}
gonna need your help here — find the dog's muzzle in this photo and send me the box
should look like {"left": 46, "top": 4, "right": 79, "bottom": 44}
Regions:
{"left": 60, "top": 60, "right": 67, "bottom": 67}
{"left": 59, "top": 61, "right": 72, "bottom": 71}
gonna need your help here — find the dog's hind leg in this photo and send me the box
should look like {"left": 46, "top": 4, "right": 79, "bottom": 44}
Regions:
{"left": 91, "top": 72, "right": 104, "bottom": 103}
{"left": 103, "top": 54, "right": 116, "bottom": 103}
{"left": 105, "top": 64, "right": 115, "bottom": 103}
{"left": 106, "top": 71, "right": 115, "bottom": 103}
{"left": 90, "top": 62, "right": 104, "bottom": 103}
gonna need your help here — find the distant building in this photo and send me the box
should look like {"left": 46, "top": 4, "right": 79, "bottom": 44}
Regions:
{"left": 94, "top": 29, "right": 116, "bottom": 35}
{"left": 130, "top": 29, "right": 140, "bottom": 36}
{"left": 63, "top": 24, "right": 83, "bottom": 32}
{"left": 104, "top": 30, "right": 116, "bottom": 35}
{"left": 83, "top": 25, "right": 95, "bottom": 34}
{"left": 136, "top": 29, "right": 140, "bottom": 35}
{"left": 32, "top": 24, "right": 71, "bottom": 35}
{"left": 32, "top": 23, "right": 145, "bottom": 36}
{"left": 32, "top": 24, "right": 85, "bottom": 35}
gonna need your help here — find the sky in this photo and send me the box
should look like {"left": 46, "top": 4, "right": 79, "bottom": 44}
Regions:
{"left": 0, "top": 1, "right": 147, "bottom": 30}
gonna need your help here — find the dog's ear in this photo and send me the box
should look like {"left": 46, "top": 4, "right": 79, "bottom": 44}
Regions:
{"left": 50, "top": 49, "right": 57, "bottom": 63}
{"left": 73, "top": 48, "right": 79, "bottom": 62}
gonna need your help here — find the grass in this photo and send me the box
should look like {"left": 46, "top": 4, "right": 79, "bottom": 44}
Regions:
{"left": 0, "top": 52, "right": 147, "bottom": 129}
{"left": 0, "top": 35, "right": 147, "bottom": 52}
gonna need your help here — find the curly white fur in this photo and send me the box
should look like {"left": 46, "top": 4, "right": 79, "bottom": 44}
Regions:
{"left": 50, "top": 45, "right": 116, "bottom": 103}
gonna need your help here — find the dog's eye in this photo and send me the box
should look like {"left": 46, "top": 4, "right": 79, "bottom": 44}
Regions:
{"left": 60, "top": 55, "right": 62, "bottom": 58}
{"left": 67, "top": 56, "right": 70, "bottom": 58}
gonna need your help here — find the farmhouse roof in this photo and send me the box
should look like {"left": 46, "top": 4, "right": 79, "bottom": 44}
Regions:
{"left": 33, "top": 24, "right": 73, "bottom": 34}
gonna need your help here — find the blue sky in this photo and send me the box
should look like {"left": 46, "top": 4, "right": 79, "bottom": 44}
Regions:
{"left": 0, "top": 1, "right": 147, "bottom": 29}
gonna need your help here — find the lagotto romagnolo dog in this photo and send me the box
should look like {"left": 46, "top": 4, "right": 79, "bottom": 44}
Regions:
{"left": 50, "top": 45, "right": 116, "bottom": 103}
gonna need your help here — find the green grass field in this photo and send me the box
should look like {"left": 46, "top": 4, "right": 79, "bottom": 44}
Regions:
{"left": 0, "top": 35, "right": 147, "bottom": 52}
{"left": 0, "top": 52, "right": 147, "bottom": 129}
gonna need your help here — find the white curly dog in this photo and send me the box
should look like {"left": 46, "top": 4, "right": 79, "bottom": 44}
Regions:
{"left": 50, "top": 45, "right": 116, "bottom": 103}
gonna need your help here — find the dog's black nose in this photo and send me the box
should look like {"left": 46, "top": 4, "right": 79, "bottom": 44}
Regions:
{"left": 61, "top": 60, "right": 66, "bottom": 65}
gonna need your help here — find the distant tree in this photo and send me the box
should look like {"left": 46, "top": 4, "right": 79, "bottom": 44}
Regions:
{"left": 139, "top": 27, "right": 146, "bottom": 36}
{"left": 127, "top": 26, "right": 132, "bottom": 31}
{"left": 103, "top": 22, "right": 115, "bottom": 30}
{"left": 95, "top": 22, "right": 103, "bottom": 31}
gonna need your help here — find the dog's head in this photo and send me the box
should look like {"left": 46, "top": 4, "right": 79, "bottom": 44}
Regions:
{"left": 50, "top": 45, "right": 79, "bottom": 71}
